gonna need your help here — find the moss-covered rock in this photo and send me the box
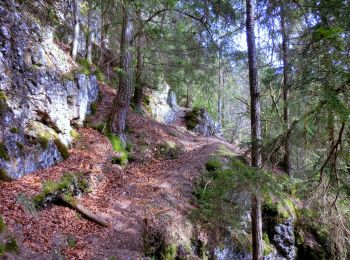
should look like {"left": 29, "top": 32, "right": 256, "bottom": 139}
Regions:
{"left": 33, "top": 172, "right": 89, "bottom": 207}
{"left": 54, "top": 138, "right": 69, "bottom": 159}
{"left": 155, "top": 141, "right": 183, "bottom": 160}
{"left": 107, "top": 134, "right": 129, "bottom": 165}
{"left": 0, "top": 142, "right": 10, "bottom": 161}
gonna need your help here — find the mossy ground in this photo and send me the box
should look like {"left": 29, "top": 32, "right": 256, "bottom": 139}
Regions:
{"left": 107, "top": 134, "right": 129, "bottom": 165}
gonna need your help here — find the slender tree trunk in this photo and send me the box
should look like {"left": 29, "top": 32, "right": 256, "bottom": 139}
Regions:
{"left": 72, "top": 0, "right": 80, "bottom": 61}
{"left": 86, "top": 0, "right": 94, "bottom": 64}
{"left": 110, "top": 3, "right": 133, "bottom": 142}
{"left": 246, "top": 0, "right": 263, "bottom": 259}
{"left": 217, "top": 52, "right": 223, "bottom": 126}
{"left": 133, "top": 11, "right": 144, "bottom": 113}
{"left": 281, "top": 5, "right": 291, "bottom": 176}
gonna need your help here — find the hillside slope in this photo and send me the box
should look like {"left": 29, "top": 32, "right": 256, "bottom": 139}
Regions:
{"left": 0, "top": 84, "right": 240, "bottom": 259}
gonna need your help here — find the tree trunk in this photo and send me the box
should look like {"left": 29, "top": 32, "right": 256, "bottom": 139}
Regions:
{"left": 110, "top": 3, "right": 133, "bottom": 142}
{"left": 281, "top": 5, "right": 291, "bottom": 176}
{"left": 133, "top": 10, "right": 144, "bottom": 114}
{"left": 71, "top": 0, "right": 80, "bottom": 61}
{"left": 86, "top": 0, "right": 94, "bottom": 65}
{"left": 217, "top": 52, "right": 223, "bottom": 126}
{"left": 246, "top": 0, "right": 263, "bottom": 259}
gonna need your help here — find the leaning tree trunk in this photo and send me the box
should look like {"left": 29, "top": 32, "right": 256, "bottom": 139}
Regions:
{"left": 71, "top": 0, "right": 80, "bottom": 61}
{"left": 110, "top": 3, "right": 133, "bottom": 142}
{"left": 246, "top": 0, "right": 263, "bottom": 259}
{"left": 281, "top": 5, "right": 292, "bottom": 176}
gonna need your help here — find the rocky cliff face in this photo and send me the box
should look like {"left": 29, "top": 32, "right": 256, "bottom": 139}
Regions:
{"left": 0, "top": 1, "right": 98, "bottom": 179}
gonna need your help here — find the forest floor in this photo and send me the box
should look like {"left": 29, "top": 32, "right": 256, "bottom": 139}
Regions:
{"left": 0, "top": 84, "right": 240, "bottom": 259}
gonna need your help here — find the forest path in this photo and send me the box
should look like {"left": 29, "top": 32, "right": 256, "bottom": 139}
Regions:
{"left": 0, "top": 84, "right": 240, "bottom": 259}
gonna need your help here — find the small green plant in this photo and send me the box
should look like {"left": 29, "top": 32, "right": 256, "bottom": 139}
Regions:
{"left": 10, "top": 127, "right": 19, "bottom": 134}
{"left": 4, "top": 237, "right": 19, "bottom": 254}
{"left": 0, "top": 142, "right": 9, "bottom": 161}
{"left": 0, "top": 215, "right": 6, "bottom": 233}
{"left": 77, "top": 58, "right": 91, "bottom": 75}
{"left": 205, "top": 159, "right": 222, "bottom": 172}
{"left": 67, "top": 236, "right": 77, "bottom": 248}
{"left": 161, "top": 243, "right": 177, "bottom": 260}
{"left": 54, "top": 138, "right": 69, "bottom": 159}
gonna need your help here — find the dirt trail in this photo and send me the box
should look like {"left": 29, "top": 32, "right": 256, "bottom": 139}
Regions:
{"left": 0, "top": 85, "right": 240, "bottom": 259}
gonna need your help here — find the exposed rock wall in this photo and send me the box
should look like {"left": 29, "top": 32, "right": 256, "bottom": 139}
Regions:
{"left": 0, "top": 1, "right": 98, "bottom": 179}
{"left": 149, "top": 81, "right": 180, "bottom": 124}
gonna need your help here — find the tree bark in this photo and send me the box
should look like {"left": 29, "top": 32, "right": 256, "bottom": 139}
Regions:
{"left": 281, "top": 5, "right": 292, "bottom": 176}
{"left": 86, "top": 0, "right": 94, "bottom": 64}
{"left": 217, "top": 51, "right": 223, "bottom": 126}
{"left": 110, "top": 2, "right": 133, "bottom": 142}
{"left": 133, "top": 10, "right": 144, "bottom": 114}
{"left": 71, "top": 0, "right": 80, "bottom": 61}
{"left": 246, "top": 0, "right": 263, "bottom": 259}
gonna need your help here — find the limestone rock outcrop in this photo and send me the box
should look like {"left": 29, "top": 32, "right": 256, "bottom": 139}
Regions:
{"left": 0, "top": 1, "right": 98, "bottom": 179}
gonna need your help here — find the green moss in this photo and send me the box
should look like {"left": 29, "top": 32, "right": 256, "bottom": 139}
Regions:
{"left": 10, "top": 127, "right": 19, "bottom": 134}
{"left": 93, "top": 123, "right": 106, "bottom": 134}
{"left": 38, "top": 135, "right": 50, "bottom": 149}
{"left": 70, "top": 129, "right": 80, "bottom": 139}
{"left": 0, "top": 142, "right": 10, "bottom": 161}
{"left": 90, "top": 102, "right": 98, "bottom": 114}
{"left": 77, "top": 58, "right": 91, "bottom": 75}
{"left": 54, "top": 138, "right": 70, "bottom": 159}
{"left": 94, "top": 68, "right": 105, "bottom": 82}
{"left": 161, "top": 244, "right": 177, "bottom": 260}
{"left": 0, "top": 91, "right": 8, "bottom": 116}
{"left": 0, "top": 169, "right": 12, "bottom": 182}
{"left": 107, "top": 134, "right": 128, "bottom": 165}
{"left": 263, "top": 233, "right": 274, "bottom": 256}
{"left": 0, "top": 215, "right": 6, "bottom": 233}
